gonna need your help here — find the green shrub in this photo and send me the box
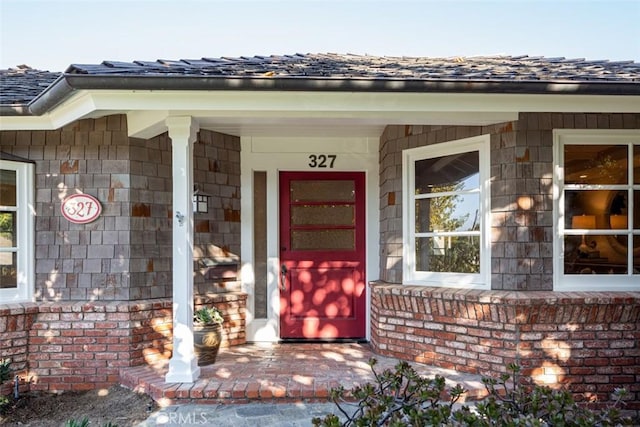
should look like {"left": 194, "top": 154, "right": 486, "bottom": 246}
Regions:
{"left": 0, "top": 359, "right": 10, "bottom": 383}
{"left": 0, "top": 359, "right": 11, "bottom": 412}
{"left": 65, "top": 418, "right": 90, "bottom": 427}
{"left": 65, "top": 418, "right": 118, "bottom": 427}
{"left": 194, "top": 306, "right": 224, "bottom": 325}
{"left": 312, "top": 359, "right": 633, "bottom": 427}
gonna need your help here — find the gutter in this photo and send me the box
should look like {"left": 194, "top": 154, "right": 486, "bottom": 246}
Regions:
{"left": 4, "top": 74, "right": 640, "bottom": 117}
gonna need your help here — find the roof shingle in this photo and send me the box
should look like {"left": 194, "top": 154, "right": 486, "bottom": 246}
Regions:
{"left": 65, "top": 53, "right": 640, "bottom": 82}
{"left": 1, "top": 53, "right": 639, "bottom": 108}
{"left": 0, "top": 66, "right": 60, "bottom": 105}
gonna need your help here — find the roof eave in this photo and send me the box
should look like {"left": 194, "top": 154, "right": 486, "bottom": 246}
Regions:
{"left": 16, "top": 74, "right": 640, "bottom": 117}
{"left": 0, "top": 104, "right": 30, "bottom": 116}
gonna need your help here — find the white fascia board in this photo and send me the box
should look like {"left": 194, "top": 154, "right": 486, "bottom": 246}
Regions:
{"left": 0, "top": 114, "right": 56, "bottom": 130}
{"left": 2, "top": 89, "right": 638, "bottom": 133}
{"left": 86, "top": 90, "right": 640, "bottom": 113}
{"left": 0, "top": 91, "right": 97, "bottom": 131}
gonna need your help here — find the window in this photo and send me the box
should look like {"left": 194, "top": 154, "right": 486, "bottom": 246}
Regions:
{"left": 403, "top": 135, "right": 490, "bottom": 288}
{"left": 554, "top": 130, "right": 640, "bottom": 291}
{"left": 0, "top": 159, "right": 34, "bottom": 303}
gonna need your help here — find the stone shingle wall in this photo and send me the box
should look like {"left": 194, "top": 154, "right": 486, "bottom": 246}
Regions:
{"left": 128, "top": 133, "right": 173, "bottom": 299}
{"left": 1, "top": 115, "right": 134, "bottom": 300}
{"left": 193, "top": 130, "right": 241, "bottom": 296}
{"left": 493, "top": 113, "right": 640, "bottom": 290}
{"left": 378, "top": 113, "right": 640, "bottom": 290}
{"left": 379, "top": 123, "right": 516, "bottom": 285}
{"left": 0, "top": 116, "right": 242, "bottom": 301}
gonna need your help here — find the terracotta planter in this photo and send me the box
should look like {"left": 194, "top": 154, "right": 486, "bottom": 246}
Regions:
{"left": 193, "top": 323, "right": 222, "bottom": 366}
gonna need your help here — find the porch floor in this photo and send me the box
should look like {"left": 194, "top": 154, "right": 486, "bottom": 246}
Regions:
{"left": 119, "top": 343, "right": 488, "bottom": 405}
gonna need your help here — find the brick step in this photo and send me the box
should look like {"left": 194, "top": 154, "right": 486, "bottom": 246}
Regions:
{"left": 119, "top": 343, "right": 488, "bottom": 405}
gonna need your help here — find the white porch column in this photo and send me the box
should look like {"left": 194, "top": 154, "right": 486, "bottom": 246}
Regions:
{"left": 165, "top": 116, "right": 200, "bottom": 383}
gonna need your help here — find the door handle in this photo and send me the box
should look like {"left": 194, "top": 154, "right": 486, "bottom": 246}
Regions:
{"left": 280, "top": 264, "right": 287, "bottom": 291}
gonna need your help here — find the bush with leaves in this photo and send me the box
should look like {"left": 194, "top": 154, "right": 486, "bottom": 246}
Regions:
{"left": 312, "top": 359, "right": 633, "bottom": 427}
{"left": 472, "top": 363, "right": 632, "bottom": 427}
{"left": 65, "top": 417, "right": 118, "bottom": 427}
{"left": 0, "top": 359, "right": 11, "bottom": 412}
{"left": 312, "top": 358, "right": 467, "bottom": 426}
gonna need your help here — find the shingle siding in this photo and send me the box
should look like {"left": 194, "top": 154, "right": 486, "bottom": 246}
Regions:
{"left": 0, "top": 114, "right": 242, "bottom": 301}
{"left": 378, "top": 113, "right": 640, "bottom": 290}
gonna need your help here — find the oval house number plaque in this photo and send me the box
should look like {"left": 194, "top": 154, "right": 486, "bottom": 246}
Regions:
{"left": 61, "top": 194, "right": 102, "bottom": 224}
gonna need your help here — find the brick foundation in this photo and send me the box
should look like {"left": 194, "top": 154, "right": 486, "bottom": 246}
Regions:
{"left": 0, "top": 293, "right": 246, "bottom": 393}
{"left": 370, "top": 282, "right": 640, "bottom": 408}
{"left": 0, "top": 304, "right": 36, "bottom": 397}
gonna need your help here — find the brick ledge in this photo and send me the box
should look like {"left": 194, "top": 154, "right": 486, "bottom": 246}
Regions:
{"left": 369, "top": 281, "right": 640, "bottom": 304}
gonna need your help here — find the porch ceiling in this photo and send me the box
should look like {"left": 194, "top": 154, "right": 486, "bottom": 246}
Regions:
{"left": 147, "top": 111, "right": 517, "bottom": 138}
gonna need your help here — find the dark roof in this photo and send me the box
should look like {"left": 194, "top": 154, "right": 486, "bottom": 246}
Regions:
{"left": 65, "top": 53, "right": 640, "bottom": 82}
{"left": 1, "top": 54, "right": 639, "bottom": 115}
{"left": 0, "top": 66, "right": 61, "bottom": 105}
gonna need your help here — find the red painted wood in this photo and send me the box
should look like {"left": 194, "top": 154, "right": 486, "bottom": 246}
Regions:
{"left": 279, "top": 171, "right": 366, "bottom": 339}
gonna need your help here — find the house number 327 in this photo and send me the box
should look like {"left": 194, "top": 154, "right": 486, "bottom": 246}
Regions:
{"left": 308, "top": 154, "right": 337, "bottom": 168}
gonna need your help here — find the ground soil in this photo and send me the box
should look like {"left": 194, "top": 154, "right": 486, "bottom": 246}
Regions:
{"left": 0, "top": 385, "right": 157, "bottom": 426}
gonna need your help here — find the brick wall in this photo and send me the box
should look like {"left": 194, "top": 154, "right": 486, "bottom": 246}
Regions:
{"left": 370, "top": 282, "right": 640, "bottom": 408}
{"left": 0, "top": 294, "right": 246, "bottom": 393}
{"left": 0, "top": 304, "right": 36, "bottom": 397}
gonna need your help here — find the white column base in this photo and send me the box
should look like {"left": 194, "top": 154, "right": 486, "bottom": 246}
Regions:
{"left": 165, "top": 361, "right": 201, "bottom": 383}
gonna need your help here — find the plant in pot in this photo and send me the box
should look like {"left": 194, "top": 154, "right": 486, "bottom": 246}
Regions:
{"left": 193, "top": 306, "right": 224, "bottom": 366}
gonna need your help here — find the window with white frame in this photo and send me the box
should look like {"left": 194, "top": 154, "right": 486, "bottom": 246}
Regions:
{"left": 403, "top": 135, "right": 490, "bottom": 288}
{"left": 0, "top": 159, "right": 34, "bottom": 303}
{"left": 554, "top": 130, "right": 640, "bottom": 291}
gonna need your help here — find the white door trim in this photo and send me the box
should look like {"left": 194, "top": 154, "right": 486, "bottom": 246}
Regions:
{"left": 240, "top": 136, "right": 379, "bottom": 342}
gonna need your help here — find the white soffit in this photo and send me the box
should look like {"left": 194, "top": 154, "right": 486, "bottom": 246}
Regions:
{"left": 1, "top": 89, "right": 638, "bottom": 138}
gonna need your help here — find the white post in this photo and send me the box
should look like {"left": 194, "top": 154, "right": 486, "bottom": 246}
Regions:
{"left": 165, "top": 116, "right": 200, "bottom": 383}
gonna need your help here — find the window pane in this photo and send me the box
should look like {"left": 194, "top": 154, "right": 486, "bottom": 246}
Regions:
{"left": 634, "top": 236, "right": 640, "bottom": 274}
{"left": 0, "top": 170, "right": 17, "bottom": 207}
{"left": 292, "top": 229, "right": 355, "bottom": 251}
{"left": 291, "top": 205, "right": 354, "bottom": 226}
{"left": 634, "top": 145, "right": 640, "bottom": 185}
{"left": 290, "top": 180, "right": 354, "bottom": 202}
{"left": 565, "top": 190, "right": 623, "bottom": 229}
{"left": 415, "top": 236, "right": 480, "bottom": 273}
{"left": 415, "top": 151, "right": 479, "bottom": 194}
{"left": 253, "top": 171, "right": 267, "bottom": 319}
{"left": 0, "top": 212, "right": 15, "bottom": 247}
{"left": 0, "top": 252, "right": 17, "bottom": 288}
{"left": 416, "top": 194, "right": 479, "bottom": 233}
{"left": 563, "top": 235, "right": 627, "bottom": 274}
{"left": 635, "top": 191, "right": 640, "bottom": 231}
{"left": 564, "top": 145, "right": 628, "bottom": 185}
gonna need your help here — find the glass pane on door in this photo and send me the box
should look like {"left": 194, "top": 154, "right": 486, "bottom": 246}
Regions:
{"left": 292, "top": 229, "right": 355, "bottom": 251}
{"left": 290, "top": 180, "right": 355, "bottom": 202}
{"left": 291, "top": 205, "right": 354, "bottom": 226}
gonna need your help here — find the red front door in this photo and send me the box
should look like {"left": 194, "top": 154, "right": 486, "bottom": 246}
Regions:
{"left": 279, "top": 171, "right": 366, "bottom": 339}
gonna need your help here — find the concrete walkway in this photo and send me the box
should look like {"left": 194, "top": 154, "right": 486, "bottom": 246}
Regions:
{"left": 137, "top": 402, "right": 345, "bottom": 426}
